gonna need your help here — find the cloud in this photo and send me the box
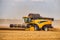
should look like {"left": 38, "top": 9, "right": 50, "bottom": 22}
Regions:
{"left": 31, "top": 0, "right": 44, "bottom": 2}
{"left": 14, "top": 0, "right": 25, "bottom": 2}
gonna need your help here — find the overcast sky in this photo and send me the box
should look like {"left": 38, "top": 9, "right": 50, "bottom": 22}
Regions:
{"left": 0, "top": 0, "right": 60, "bottom": 20}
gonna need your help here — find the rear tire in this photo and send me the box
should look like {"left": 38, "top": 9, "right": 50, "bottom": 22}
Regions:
{"left": 44, "top": 27, "right": 48, "bottom": 31}
{"left": 42, "top": 25, "right": 49, "bottom": 31}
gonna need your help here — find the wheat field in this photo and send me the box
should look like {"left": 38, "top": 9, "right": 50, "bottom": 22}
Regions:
{"left": 0, "top": 20, "right": 60, "bottom": 40}
{"left": 0, "top": 29, "right": 60, "bottom": 40}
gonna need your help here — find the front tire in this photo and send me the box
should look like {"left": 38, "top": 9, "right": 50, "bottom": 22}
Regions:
{"left": 34, "top": 25, "right": 39, "bottom": 31}
{"left": 26, "top": 24, "right": 39, "bottom": 31}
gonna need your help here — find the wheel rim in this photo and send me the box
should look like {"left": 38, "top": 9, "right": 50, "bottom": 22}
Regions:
{"left": 35, "top": 26, "right": 37, "bottom": 31}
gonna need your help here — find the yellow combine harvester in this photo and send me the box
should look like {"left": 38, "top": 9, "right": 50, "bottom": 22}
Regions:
{"left": 10, "top": 13, "right": 54, "bottom": 31}
{"left": 23, "top": 13, "right": 54, "bottom": 31}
